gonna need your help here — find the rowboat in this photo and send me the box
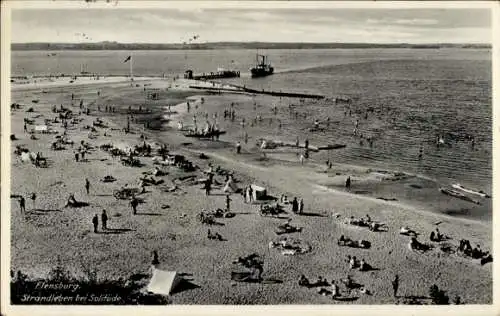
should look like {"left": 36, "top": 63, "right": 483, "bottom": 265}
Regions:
{"left": 452, "top": 183, "right": 490, "bottom": 198}
{"left": 439, "top": 187, "right": 481, "bottom": 205}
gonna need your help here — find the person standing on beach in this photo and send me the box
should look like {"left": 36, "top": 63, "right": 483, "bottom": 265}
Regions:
{"left": 74, "top": 152, "right": 79, "bottom": 162}
{"left": 299, "top": 198, "right": 304, "bottom": 214}
{"left": 30, "top": 193, "right": 37, "bottom": 210}
{"left": 152, "top": 251, "right": 160, "bottom": 266}
{"left": 392, "top": 274, "right": 399, "bottom": 298}
{"left": 226, "top": 195, "right": 231, "bottom": 212}
{"left": 101, "top": 210, "right": 108, "bottom": 230}
{"left": 205, "top": 178, "right": 212, "bottom": 196}
{"left": 291, "top": 197, "right": 299, "bottom": 214}
{"left": 345, "top": 176, "right": 351, "bottom": 190}
{"left": 92, "top": 214, "right": 98, "bottom": 233}
{"left": 243, "top": 186, "right": 248, "bottom": 203}
{"left": 19, "top": 196, "right": 26, "bottom": 215}
{"left": 305, "top": 138, "right": 309, "bottom": 150}
{"left": 131, "top": 196, "right": 139, "bottom": 215}
{"left": 85, "top": 178, "right": 90, "bottom": 195}
{"left": 248, "top": 185, "right": 253, "bottom": 204}
{"left": 236, "top": 141, "right": 241, "bottom": 154}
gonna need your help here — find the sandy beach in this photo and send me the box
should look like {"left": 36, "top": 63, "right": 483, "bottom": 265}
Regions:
{"left": 9, "top": 77, "right": 492, "bottom": 304}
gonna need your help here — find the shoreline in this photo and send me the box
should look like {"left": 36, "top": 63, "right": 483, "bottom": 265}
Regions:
{"left": 11, "top": 76, "right": 492, "bottom": 222}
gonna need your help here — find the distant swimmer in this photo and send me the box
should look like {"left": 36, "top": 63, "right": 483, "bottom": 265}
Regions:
{"left": 299, "top": 153, "right": 305, "bottom": 165}
{"left": 345, "top": 176, "right": 351, "bottom": 190}
{"left": 436, "top": 135, "right": 445, "bottom": 148}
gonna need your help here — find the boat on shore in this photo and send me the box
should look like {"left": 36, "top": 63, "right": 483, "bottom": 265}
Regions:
{"left": 452, "top": 183, "right": 490, "bottom": 198}
{"left": 250, "top": 54, "right": 274, "bottom": 78}
{"left": 439, "top": 187, "right": 481, "bottom": 205}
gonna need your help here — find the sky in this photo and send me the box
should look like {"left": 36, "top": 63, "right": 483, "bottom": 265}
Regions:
{"left": 11, "top": 7, "right": 492, "bottom": 44}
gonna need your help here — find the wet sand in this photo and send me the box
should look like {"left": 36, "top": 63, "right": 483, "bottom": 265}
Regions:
{"left": 9, "top": 77, "right": 492, "bottom": 304}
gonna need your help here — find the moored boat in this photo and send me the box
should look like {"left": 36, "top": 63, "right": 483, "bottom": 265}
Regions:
{"left": 250, "top": 54, "right": 274, "bottom": 78}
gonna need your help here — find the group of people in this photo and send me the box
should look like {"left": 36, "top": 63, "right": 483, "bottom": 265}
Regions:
{"left": 243, "top": 185, "right": 253, "bottom": 204}
{"left": 278, "top": 195, "right": 304, "bottom": 214}
{"left": 458, "top": 239, "right": 489, "bottom": 260}
{"left": 347, "top": 255, "right": 373, "bottom": 272}
{"left": 429, "top": 228, "right": 446, "bottom": 242}
{"left": 92, "top": 210, "right": 108, "bottom": 233}
{"left": 298, "top": 274, "right": 375, "bottom": 299}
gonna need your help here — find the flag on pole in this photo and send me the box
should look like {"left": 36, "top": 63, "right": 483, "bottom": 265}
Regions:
{"left": 123, "top": 56, "right": 131, "bottom": 63}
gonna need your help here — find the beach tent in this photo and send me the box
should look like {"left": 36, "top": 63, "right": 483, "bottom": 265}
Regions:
{"left": 147, "top": 268, "right": 181, "bottom": 296}
{"left": 251, "top": 184, "right": 267, "bottom": 200}
{"left": 34, "top": 125, "right": 48, "bottom": 133}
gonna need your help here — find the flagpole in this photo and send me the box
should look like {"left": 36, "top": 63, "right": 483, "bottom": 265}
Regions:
{"left": 129, "top": 54, "right": 133, "bottom": 81}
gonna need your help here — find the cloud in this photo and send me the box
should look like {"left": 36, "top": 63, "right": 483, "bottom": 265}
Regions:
{"left": 10, "top": 8, "right": 492, "bottom": 44}
{"left": 394, "top": 18, "right": 438, "bottom": 25}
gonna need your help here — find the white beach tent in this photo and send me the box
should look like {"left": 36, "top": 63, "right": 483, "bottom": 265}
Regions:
{"left": 251, "top": 184, "right": 267, "bottom": 200}
{"left": 147, "top": 268, "right": 181, "bottom": 296}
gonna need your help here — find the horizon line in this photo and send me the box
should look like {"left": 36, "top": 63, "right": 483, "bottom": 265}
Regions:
{"left": 11, "top": 41, "right": 491, "bottom": 45}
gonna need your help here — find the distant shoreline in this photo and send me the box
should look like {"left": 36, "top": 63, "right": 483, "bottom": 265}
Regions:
{"left": 11, "top": 42, "right": 491, "bottom": 51}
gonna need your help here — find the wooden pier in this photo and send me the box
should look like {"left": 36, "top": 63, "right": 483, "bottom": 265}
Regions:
{"left": 189, "top": 81, "right": 326, "bottom": 99}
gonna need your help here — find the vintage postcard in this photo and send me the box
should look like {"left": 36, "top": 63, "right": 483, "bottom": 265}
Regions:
{"left": 1, "top": 1, "right": 498, "bottom": 315}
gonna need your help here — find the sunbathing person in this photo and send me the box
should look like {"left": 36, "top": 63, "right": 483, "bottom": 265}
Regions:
{"left": 369, "top": 222, "right": 384, "bottom": 232}
{"left": 359, "top": 259, "right": 373, "bottom": 271}
{"left": 298, "top": 274, "right": 310, "bottom": 287}
{"left": 471, "top": 245, "right": 484, "bottom": 259}
{"left": 341, "top": 275, "right": 354, "bottom": 289}
{"left": 409, "top": 237, "right": 431, "bottom": 252}
{"left": 481, "top": 254, "right": 493, "bottom": 265}
{"left": 317, "top": 287, "right": 330, "bottom": 296}
{"left": 430, "top": 231, "right": 437, "bottom": 242}
{"left": 459, "top": 239, "right": 473, "bottom": 254}
{"left": 65, "top": 193, "right": 77, "bottom": 207}
{"left": 400, "top": 226, "right": 418, "bottom": 236}
{"left": 315, "top": 276, "right": 328, "bottom": 287}
{"left": 338, "top": 235, "right": 353, "bottom": 246}
{"left": 331, "top": 281, "right": 340, "bottom": 299}
{"left": 349, "top": 256, "right": 359, "bottom": 269}
{"left": 359, "top": 287, "right": 372, "bottom": 295}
